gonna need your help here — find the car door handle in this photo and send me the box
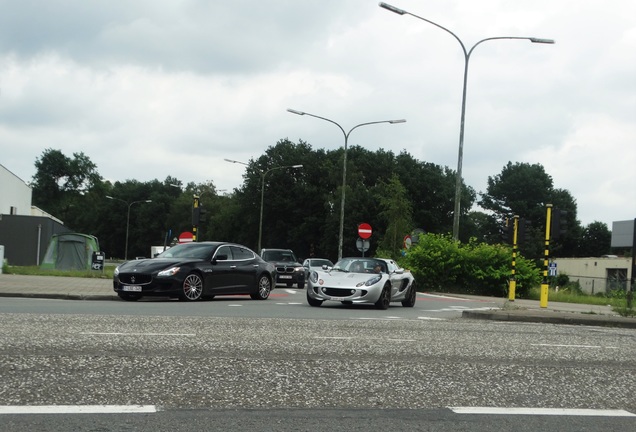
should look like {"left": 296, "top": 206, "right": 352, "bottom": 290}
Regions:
{"left": 230, "top": 265, "right": 237, "bottom": 269}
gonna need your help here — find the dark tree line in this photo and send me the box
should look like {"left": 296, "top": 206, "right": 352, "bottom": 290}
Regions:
{"left": 29, "top": 144, "right": 612, "bottom": 262}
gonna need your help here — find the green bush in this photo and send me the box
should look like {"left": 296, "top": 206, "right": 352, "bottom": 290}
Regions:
{"left": 398, "top": 233, "right": 541, "bottom": 297}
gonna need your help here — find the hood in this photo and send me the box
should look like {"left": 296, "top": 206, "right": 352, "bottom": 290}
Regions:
{"left": 315, "top": 270, "right": 381, "bottom": 286}
{"left": 117, "top": 257, "right": 195, "bottom": 273}
{"left": 272, "top": 260, "right": 302, "bottom": 267}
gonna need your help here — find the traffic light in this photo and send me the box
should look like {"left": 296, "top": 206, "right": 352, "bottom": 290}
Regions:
{"left": 500, "top": 218, "right": 513, "bottom": 244}
{"left": 192, "top": 196, "right": 201, "bottom": 226}
{"left": 192, "top": 206, "right": 200, "bottom": 226}
{"left": 550, "top": 209, "right": 568, "bottom": 240}
{"left": 517, "top": 218, "right": 529, "bottom": 244}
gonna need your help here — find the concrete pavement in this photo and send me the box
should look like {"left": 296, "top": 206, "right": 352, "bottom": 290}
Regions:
{"left": 1, "top": 273, "right": 635, "bottom": 328}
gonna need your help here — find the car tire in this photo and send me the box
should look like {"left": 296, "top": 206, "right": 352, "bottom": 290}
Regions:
{"left": 250, "top": 274, "right": 272, "bottom": 300}
{"left": 306, "top": 290, "right": 323, "bottom": 307}
{"left": 401, "top": 282, "right": 417, "bottom": 307}
{"left": 118, "top": 292, "right": 142, "bottom": 301}
{"left": 298, "top": 280, "right": 305, "bottom": 289}
{"left": 180, "top": 272, "right": 203, "bottom": 301}
{"left": 375, "top": 284, "right": 391, "bottom": 310}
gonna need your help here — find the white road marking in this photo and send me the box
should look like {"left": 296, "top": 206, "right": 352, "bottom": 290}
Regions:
{"left": 227, "top": 304, "right": 243, "bottom": 307}
{"left": 315, "top": 336, "right": 353, "bottom": 340}
{"left": 284, "top": 289, "right": 297, "bottom": 294}
{"left": 531, "top": 343, "right": 619, "bottom": 349}
{"left": 417, "top": 317, "right": 445, "bottom": 321}
{"left": 449, "top": 407, "right": 635, "bottom": 417}
{"left": 80, "top": 332, "right": 195, "bottom": 336}
{"left": 430, "top": 307, "right": 498, "bottom": 312}
{"left": 422, "top": 293, "right": 472, "bottom": 301}
{"left": 0, "top": 405, "right": 157, "bottom": 414}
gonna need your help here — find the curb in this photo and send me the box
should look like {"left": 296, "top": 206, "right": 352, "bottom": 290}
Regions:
{"left": 0, "top": 293, "right": 117, "bottom": 301}
{"left": 463, "top": 309, "right": 636, "bottom": 329}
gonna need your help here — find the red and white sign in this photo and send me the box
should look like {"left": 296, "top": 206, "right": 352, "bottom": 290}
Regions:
{"left": 358, "top": 223, "right": 372, "bottom": 239}
{"left": 178, "top": 231, "right": 194, "bottom": 243}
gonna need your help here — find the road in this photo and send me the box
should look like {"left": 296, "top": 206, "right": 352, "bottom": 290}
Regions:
{"left": 1, "top": 292, "right": 635, "bottom": 431}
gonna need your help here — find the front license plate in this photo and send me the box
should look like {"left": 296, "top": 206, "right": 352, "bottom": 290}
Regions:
{"left": 122, "top": 285, "right": 142, "bottom": 292}
{"left": 330, "top": 297, "right": 345, "bottom": 301}
{"left": 279, "top": 275, "right": 292, "bottom": 279}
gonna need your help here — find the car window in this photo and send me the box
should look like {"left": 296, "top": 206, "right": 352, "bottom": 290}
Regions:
{"left": 215, "top": 245, "right": 233, "bottom": 260}
{"left": 230, "top": 246, "right": 254, "bottom": 260}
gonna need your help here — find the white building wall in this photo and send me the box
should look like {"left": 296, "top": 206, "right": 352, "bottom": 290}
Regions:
{"left": 0, "top": 164, "right": 32, "bottom": 215}
{"left": 553, "top": 257, "right": 632, "bottom": 294}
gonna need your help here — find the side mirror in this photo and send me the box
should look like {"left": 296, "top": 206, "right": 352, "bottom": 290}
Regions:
{"left": 212, "top": 254, "right": 228, "bottom": 264}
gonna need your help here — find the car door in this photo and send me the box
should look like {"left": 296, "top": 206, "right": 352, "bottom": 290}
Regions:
{"left": 208, "top": 245, "right": 237, "bottom": 294}
{"left": 385, "top": 260, "right": 404, "bottom": 297}
{"left": 227, "top": 245, "right": 259, "bottom": 292}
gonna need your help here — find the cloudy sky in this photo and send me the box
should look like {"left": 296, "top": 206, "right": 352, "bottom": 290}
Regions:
{"left": 1, "top": 0, "right": 634, "bottom": 229}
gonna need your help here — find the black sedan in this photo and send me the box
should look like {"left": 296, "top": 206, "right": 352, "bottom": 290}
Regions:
{"left": 113, "top": 242, "right": 276, "bottom": 301}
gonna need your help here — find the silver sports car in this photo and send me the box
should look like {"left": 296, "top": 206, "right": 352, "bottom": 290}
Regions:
{"left": 306, "top": 257, "right": 417, "bottom": 309}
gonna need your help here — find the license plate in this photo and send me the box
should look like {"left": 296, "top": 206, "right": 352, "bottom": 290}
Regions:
{"left": 122, "top": 285, "right": 142, "bottom": 292}
{"left": 279, "top": 275, "right": 292, "bottom": 279}
{"left": 330, "top": 297, "right": 345, "bottom": 301}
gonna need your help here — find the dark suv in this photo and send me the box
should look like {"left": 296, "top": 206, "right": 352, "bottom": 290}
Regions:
{"left": 260, "top": 248, "right": 305, "bottom": 289}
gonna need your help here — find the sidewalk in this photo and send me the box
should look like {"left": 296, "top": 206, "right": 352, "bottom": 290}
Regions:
{"left": 1, "top": 273, "right": 635, "bottom": 328}
{"left": 0, "top": 274, "right": 115, "bottom": 300}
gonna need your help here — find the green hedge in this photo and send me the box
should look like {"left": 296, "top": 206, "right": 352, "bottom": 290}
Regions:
{"left": 396, "top": 233, "right": 541, "bottom": 298}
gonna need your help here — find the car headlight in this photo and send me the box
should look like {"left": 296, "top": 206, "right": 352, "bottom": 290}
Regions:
{"left": 114, "top": 266, "right": 120, "bottom": 277}
{"left": 357, "top": 275, "right": 382, "bottom": 287}
{"left": 158, "top": 266, "right": 180, "bottom": 277}
{"left": 294, "top": 266, "right": 304, "bottom": 273}
{"left": 310, "top": 270, "right": 319, "bottom": 283}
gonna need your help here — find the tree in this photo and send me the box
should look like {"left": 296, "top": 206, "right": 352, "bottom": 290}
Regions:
{"left": 578, "top": 221, "right": 611, "bottom": 257}
{"left": 376, "top": 174, "right": 412, "bottom": 256}
{"left": 32, "top": 149, "right": 102, "bottom": 215}
{"left": 479, "top": 162, "right": 582, "bottom": 259}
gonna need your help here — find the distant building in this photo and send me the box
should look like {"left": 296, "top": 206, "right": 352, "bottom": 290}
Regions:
{"left": 553, "top": 256, "right": 632, "bottom": 295}
{"left": 0, "top": 164, "right": 32, "bottom": 216}
{"left": 0, "top": 164, "right": 69, "bottom": 266}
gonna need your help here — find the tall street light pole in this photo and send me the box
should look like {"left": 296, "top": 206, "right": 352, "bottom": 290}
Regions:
{"left": 287, "top": 108, "right": 406, "bottom": 260}
{"left": 106, "top": 196, "right": 152, "bottom": 260}
{"left": 224, "top": 159, "right": 303, "bottom": 252}
{"left": 379, "top": 2, "right": 554, "bottom": 241}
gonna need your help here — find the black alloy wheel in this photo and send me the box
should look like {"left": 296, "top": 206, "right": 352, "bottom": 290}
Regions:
{"left": 401, "top": 282, "right": 417, "bottom": 307}
{"left": 250, "top": 274, "right": 272, "bottom": 300}
{"left": 306, "top": 290, "right": 323, "bottom": 307}
{"left": 181, "top": 273, "right": 204, "bottom": 301}
{"left": 375, "top": 284, "right": 391, "bottom": 310}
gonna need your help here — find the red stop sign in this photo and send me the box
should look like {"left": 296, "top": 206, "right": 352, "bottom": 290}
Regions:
{"left": 178, "top": 231, "right": 194, "bottom": 243}
{"left": 358, "top": 223, "right": 372, "bottom": 239}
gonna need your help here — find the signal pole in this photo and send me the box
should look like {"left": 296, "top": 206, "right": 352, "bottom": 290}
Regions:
{"left": 508, "top": 215, "right": 519, "bottom": 301}
{"left": 192, "top": 195, "right": 200, "bottom": 242}
{"left": 540, "top": 204, "right": 553, "bottom": 308}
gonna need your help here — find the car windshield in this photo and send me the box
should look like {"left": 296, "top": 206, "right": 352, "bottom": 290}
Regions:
{"left": 310, "top": 259, "right": 332, "bottom": 267}
{"left": 156, "top": 243, "right": 213, "bottom": 259}
{"left": 331, "top": 258, "right": 385, "bottom": 274}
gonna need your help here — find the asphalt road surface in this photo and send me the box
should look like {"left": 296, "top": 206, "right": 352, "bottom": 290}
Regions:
{"left": 1, "top": 293, "right": 635, "bottom": 431}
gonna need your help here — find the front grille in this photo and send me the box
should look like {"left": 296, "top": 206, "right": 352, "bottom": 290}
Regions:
{"left": 119, "top": 273, "right": 152, "bottom": 285}
{"left": 276, "top": 266, "right": 295, "bottom": 274}
{"left": 323, "top": 287, "right": 356, "bottom": 297}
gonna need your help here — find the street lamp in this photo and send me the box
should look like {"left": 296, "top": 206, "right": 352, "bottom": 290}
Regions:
{"left": 224, "top": 158, "right": 303, "bottom": 252}
{"left": 287, "top": 108, "right": 406, "bottom": 260}
{"left": 106, "top": 196, "right": 152, "bottom": 260}
{"left": 379, "top": 2, "right": 554, "bottom": 240}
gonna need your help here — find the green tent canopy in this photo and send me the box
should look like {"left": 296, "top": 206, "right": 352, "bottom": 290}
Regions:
{"left": 41, "top": 233, "right": 100, "bottom": 271}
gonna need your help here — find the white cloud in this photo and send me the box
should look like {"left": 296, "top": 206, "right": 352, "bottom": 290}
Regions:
{"left": 1, "top": 0, "right": 634, "bottom": 229}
